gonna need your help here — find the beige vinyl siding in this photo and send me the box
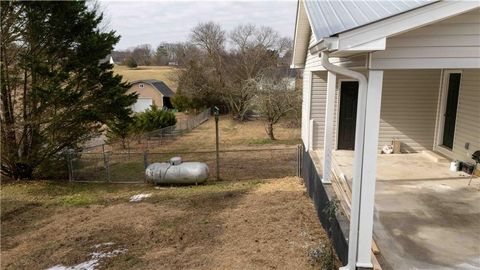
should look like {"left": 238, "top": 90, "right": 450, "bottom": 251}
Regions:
{"left": 450, "top": 69, "right": 480, "bottom": 163}
{"left": 378, "top": 70, "right": 441, "bottom": 152}
{"left": 305, "top": 34, "right": 322, "bottom": 70}
{"left": 302, "top": 32, "right": 324, "bottom": 147}
{"left": 310, "top": 72, "right": 327, "bottom": 149}
{"left": 308, "top": 70, "right": 443, "bottom": 153}
{"left": 372, "top": 8, "right": 480, "bottom": 68}
{"left": 127, "top": 83, "right": 164, "bottom": 108}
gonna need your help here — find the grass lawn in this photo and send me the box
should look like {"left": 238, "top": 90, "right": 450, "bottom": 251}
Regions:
{"left": 150, "top": 116, "right": 301, "bottom": 153}
{"left": 1, "top": 178, "right": 336, "bottom": 269}
{"left": 113, "top": 65, "right": 180, "bottom": 90}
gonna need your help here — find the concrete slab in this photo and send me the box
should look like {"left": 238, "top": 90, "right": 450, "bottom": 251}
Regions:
{"left": 314, "top": 151, "right": 480, "bottom": 269}
{"left": 374, "top": 177, "right": 480, "bottom": 270}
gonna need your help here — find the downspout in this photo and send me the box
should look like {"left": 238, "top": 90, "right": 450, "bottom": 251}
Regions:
{"left": 320, "top": 52, "right": 368, "bottom": 270}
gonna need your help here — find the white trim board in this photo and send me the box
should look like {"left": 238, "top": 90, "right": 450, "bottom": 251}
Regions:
{"left": 370, "top": 58, "right": 480, "bottom": 70}
{"left": 434, "top": 70, "right": 463, "bottom": 158}
{"left": 337, "top": 2, "right": 479, "bottom": 51}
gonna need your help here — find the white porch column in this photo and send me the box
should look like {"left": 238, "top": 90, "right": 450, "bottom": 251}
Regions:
{"left": 356, "top": 70, "right": 384, "bottom": 268}
{"left": 322, "top": 71, "right": 336, "bottom": 183}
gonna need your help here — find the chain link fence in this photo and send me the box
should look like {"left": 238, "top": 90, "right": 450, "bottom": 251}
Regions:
{"left": 67, "top": 146, "right": 302, "bottom": 183}
{"left": 82, "top": 108, "right": 211, "bottom": 153}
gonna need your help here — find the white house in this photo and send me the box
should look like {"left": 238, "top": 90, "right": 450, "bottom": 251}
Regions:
{"left": 293, "top": 1, "right": 480, "bottom": 269}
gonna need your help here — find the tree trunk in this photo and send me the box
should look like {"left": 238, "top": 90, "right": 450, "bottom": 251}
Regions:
{"left": 267, "top": 122, "right": 275, "bottom": 140}
{"left": 12, "top": 162, "right": 34, "bottom": 180}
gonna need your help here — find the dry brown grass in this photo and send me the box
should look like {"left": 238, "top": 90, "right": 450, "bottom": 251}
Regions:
{"left": 1, "top": 178, "right": 333, "bottom": 270}
{"left": 113, "top": 65, "right": 180, "bottom": 90}
{"left": 150, "top": 116, "right": 301, "bottom": 153}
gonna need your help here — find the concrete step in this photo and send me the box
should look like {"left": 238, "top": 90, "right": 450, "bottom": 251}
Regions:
{"left": 422, "top": 150, "right": 449, "bottom": 163}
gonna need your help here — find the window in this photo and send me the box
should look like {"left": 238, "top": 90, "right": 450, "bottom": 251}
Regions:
{"left": 139, "top": 84, "right": 144, "bottom": 88}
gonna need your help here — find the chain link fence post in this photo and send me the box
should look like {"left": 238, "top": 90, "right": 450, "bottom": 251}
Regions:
{"left": 143, "top": 150, "right": 149, "bottom": 183}
{"left": 105, "top": 152, "right": 110, "bottom": 182}
{"left": 66, "top": 150, "right": 73, "bottom": 182}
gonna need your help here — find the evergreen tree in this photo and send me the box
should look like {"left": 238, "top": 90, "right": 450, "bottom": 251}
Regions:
{"left": 0, "top": 1, "right": 137, "bottom": 179}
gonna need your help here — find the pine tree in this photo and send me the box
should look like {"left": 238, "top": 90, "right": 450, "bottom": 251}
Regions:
{"left": 0, "top": 1, "right": 137, "bottom": 179}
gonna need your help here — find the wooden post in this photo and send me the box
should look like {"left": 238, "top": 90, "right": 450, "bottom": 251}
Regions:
{"left": 214, "top": 106, "right": 220, "bottom": 181}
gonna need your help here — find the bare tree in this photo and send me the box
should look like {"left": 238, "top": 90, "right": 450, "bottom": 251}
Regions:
{"left": 225, "top": 25, "right": 283, "bottom": 120}
{"left": 174, "top": 42, "right": 202, "bottom": 67}
{"left": 190, "top": 22, "right": 226, "bottom": 85}
{"left": 131, "top": 44, "right": 152, "bottom": 65}
{"left": 254, "top": 73, "right": 299, "bottom": 140}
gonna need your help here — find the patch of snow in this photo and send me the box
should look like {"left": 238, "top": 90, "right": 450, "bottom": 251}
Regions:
{"left": 46, "top": 243, "right": 127, "bottom": 270}
{"left": 92, "top": 242, "right": 114, "bottom": 249}
{"left": 129, "top": 193, "right": 151, "bottom": 202}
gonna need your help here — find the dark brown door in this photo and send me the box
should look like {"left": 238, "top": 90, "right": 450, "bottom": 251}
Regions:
{"left": 338, "top": 81, "right": 359, "bottom": 150}
{"left": 442, "top": 73, "right": 461, "bottom": 149}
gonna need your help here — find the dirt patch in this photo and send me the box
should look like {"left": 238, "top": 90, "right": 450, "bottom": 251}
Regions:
{"left": 1, "top": 178, "right": 331, "bottom": 270}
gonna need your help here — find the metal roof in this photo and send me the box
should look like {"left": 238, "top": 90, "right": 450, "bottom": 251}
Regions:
{"left": 133, "top": 80, "right": 175, "bottom": 97}
{"left": 304, "top": 0, "right": 437, "bottom": 41}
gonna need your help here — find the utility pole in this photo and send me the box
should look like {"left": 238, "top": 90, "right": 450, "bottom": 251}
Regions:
{"left": 214, "top": 106, "right": 220, "bottom": 181}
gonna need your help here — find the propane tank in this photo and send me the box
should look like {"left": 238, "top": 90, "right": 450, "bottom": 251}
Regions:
{"left": 145, "top": 157, "right": 209, "bottom": 184}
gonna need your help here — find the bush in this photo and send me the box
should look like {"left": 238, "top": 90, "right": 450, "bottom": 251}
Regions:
{"left": 125, "top": 57, "right": 138, "bottom": 68}
{"left": 106, "top": 114, "right": 135, "bottom": 149}
{"left": 171, "top": 94, "right": 192, "bottom": 112}
{"left": 134, "top": 105, "right": 176, "bottom": 132}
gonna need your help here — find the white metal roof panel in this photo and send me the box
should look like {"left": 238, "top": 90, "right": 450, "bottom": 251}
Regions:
{"left": 304, "top": 0, "right": 438, "bottom": 41}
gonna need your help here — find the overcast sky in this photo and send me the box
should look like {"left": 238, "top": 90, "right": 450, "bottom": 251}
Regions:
{"left": 100, "top": 0, "right": 297, "bottom": 50}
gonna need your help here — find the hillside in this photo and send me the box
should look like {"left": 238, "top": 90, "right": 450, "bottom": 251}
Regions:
{"left": 113, "top": 65, "right": 180, "bottom": 91}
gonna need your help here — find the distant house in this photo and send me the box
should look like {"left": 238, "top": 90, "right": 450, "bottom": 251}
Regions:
{"left": 99, "top": 54, "right": 115, "bottom": 65}
{"left": 127, "top": 80, "right": 175, "bottom": 112}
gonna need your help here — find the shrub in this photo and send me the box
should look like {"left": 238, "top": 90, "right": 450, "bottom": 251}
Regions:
{"left": 106, "top": 114, "right": 135, "bottom": 149}
{"left": 125, "top": 57, "right": 138, "bottom": 68}
{"left": 134, "top": 105, "right": 176, "bottom": 132}
{"left": 171, "top": 94, "right": 192, "bottom": 112}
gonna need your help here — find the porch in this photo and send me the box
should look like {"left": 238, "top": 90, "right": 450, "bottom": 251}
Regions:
{"left": 311, "top": 150, "right": 480, "bottom": 269}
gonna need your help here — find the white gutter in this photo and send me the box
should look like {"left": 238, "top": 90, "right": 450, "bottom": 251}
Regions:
{"left": 320, "top": 52, "right": 368, "bottom": 270}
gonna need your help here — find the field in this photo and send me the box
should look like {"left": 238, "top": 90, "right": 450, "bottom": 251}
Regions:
{"left": 113, "top": 65, "right": 180, "bottom": 90}
{"left": 1, "top": 178, "right": 336, "bottom": 269}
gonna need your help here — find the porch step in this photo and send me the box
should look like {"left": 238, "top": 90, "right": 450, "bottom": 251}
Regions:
{"left": 422, "top": 150, "right": 449, "bottom": 163}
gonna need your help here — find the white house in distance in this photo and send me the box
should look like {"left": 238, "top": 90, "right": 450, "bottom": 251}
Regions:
{"left": 293, "top": 1, "right": 479, "bottom": 269}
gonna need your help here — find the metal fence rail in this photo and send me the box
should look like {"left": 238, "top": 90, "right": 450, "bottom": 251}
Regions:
{"left": 69, "top": 146, "right": 302, "bottom": 183}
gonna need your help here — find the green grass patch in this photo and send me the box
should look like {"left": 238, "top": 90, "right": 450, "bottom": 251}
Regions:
{"left": 57, "top": 193, "right": 95, "bottom": 206}
{"left": 0, "top": 179, "right": 263, "bottom": 217}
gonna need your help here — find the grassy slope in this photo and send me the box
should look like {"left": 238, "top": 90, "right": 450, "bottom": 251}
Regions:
{"left": 113, "top": 65, "right": 180, "bottom": 90}
{"left": 0, "top": 178, "right": 337, "bottom": 269}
